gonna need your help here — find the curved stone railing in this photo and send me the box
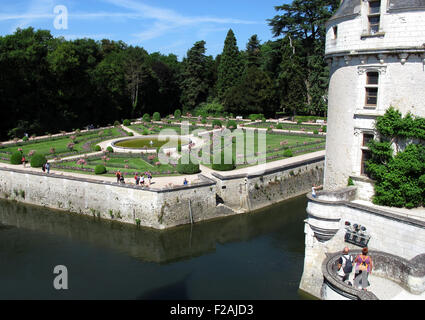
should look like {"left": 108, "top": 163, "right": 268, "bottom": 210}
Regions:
{"left": 322, "top": 250, "right": 425, "bottom": 300}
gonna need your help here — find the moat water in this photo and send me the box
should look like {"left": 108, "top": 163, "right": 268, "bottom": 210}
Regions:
{"left": 0, "top": 196, "right": 309, "bottom": 300}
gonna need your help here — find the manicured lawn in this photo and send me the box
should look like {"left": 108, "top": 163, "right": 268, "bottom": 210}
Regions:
{"left": 0, "top": 128, "right": 126, "bottom": 159}
{"left": 52, "top": 153, "right": 179, "bottom": 177}
{"left": 201, "top": 130, "right": 326, "bottom": 169}
{"left": 246, "top": 121, "right": 324, "bottom": 132}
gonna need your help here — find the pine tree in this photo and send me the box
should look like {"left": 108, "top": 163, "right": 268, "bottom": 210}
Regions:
{"left": 217, "top": 29, "right": 243, "bottom": 102}
{"left": 246, "top": 34, "right": 261, "bottom": 69}
{"left": 277, "top": 36, "right": 306, "bottom": 117}
{"left": 180, "top": 41, "right": 209, "bottom": 111}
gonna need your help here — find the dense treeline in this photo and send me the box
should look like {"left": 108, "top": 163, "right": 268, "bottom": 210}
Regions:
{"left": 0, "top": 0, "right": 339, "bottom": 140}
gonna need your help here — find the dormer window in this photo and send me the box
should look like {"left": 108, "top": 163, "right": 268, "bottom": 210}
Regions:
{"left": 368, "top": 0, "right": 381, "bottom": 34}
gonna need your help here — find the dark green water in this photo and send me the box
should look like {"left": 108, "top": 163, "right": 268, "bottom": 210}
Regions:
{"left": 0, "top": 196, "right": 308, "bottom": 300}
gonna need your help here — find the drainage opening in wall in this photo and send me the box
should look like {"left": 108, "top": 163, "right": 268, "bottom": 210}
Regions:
{"left": 216, "top": 194, "right": 224, "bottom": 205}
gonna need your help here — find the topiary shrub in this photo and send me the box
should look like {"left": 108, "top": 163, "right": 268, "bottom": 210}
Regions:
{"left": 10, "top": 151, "right": 22, "bottom": 165}
{"left": 143, "top": 113, "right": 151, "bottom": 123}
{"left": 211, "top": 151, "right": 235, "bottom": 171}
{"left": 174, "top": 109, "right": 182, "bottom": 119}
{"left": 123, "top": 119, "right": 131, "bottom": 126}
{"left": 95, "top": 164, "right": 107, "bottom": 175}
{"left": 226, "top": 120, "right": 237, "bottom": 131}
{"left": 153, "top": 112, "right": 161, "bottom": 121}
{"left": 30, "top": 154, "right": 47, "bottom": 168}
{"left": 114, "top": 120, "right": 121, "bottom": 127}
{"left": 276, "top": 124, "right": 283, "bottom": 130}
{"left": 22, "top": 136, "right": 28, "bottom": 142}
{"left": 283, "top": 149, "right": 293, "bottom": 158}
{"left": 142, "top": 129, "right": 149, "bottom": 135}
{"left": 177, "top": 159, "right": 200, "bottom": 174}
{"left": 313, "top": 130, "right": 319, "bottom": 135}
{"left": 212, "top": 120, "right": 222, "bottom": 128}
{"left": 107, "top": 146, "right": 114, "bottom": 153}
{"left": 94, "top": 145, "right": 101, "bottom": 151}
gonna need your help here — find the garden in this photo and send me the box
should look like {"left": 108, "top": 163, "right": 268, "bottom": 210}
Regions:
{"left": 0, "top": 113, "right": 327, "bottom": 177}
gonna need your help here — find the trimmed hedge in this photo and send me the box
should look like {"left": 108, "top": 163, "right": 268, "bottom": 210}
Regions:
{"left": 107, "top": 146, "right": 114, "bottom": 153}
{"left": 211, "top": 152, "right": 235, "bottom": 171}
{"left": 94, "top": 145, "right": 101, "bottom": 151}
{"left": 123, "top": 119, "right": 131, "bottom": 126}
{"left": 10, "top": 151, "right": 23, "bottom": 165}
{"left": 174, "top": 109, "right": 182, "bottom": 119}
{"left": 212, "top": 120, "right": 222, "bottom": 128}
{"left": 94, "top": 164, "right": 107, "bottom": 175}
{"left": 153, "top": 112, "right": 161, "bottom": 121}
{"left": 143, "top": 113, "right": 151, "bottom": 123}
{"left": 227, "top": 120, "right": 237, "bottom": 130}
{"left": 283, "top": 149, "right": 293, "bottom": 158}
{"left": 177, "top": 159, "right": 200, "bottom": 174}
{"left": 30, "top": 154, "right": 47, "bottom": 168}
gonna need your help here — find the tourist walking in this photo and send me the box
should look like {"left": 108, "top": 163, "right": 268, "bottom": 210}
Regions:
{"left": 116, "top": 171, "right": 121, "bottom": 183}
{"left": 134, "top": 174, "right": 140, "bottom": 185}
{"left": 22, "top": 155, "right": 26, "bottom": 168}
{"left": 45, "top": 162, "right": 50, "bottom": 174}
{"left": 140, "top": 175, "right": 145, "bottom": 186}
{"left": 42, "top": 163, "right": 46, "bottom": 173}
{"left": 183, "top": 178, "right": 188, "bottom": 186}
{"left": 337, "top": 247, "right": 353, "bottom": 284}
{"left": 354, "top": 247, "right": 373, "bottom": 291}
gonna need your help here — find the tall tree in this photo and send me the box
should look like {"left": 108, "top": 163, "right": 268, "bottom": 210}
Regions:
{"left": 180, "top": 41, "right": 209, "bottom": 111}
{"left": 246, "top": 34, "right": 261, "bottom": 69}
{"left": 123, "top": 46, "right": 149, "bottom": 118}
{"left": 216, "top": 29, "right": 243, "bottom": 102}
{"left": 277, "top": 36, "right": 307, "bottom": 117}
{"left": 268, "top": 0, "right": 339, "bottom": 115}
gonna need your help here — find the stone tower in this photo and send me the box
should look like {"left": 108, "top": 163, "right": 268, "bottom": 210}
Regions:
{"left": 299, "top": 0, "right": 425, "bottom": 299}
{"left": 323, "top": 0, "right": 425, "bottom": 198}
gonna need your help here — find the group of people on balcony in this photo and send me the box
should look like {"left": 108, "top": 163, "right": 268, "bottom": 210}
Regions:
{"left": 337, "top": 247, "right": 373, "bottom": 291}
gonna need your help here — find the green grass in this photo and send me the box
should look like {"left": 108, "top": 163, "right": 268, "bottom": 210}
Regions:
{"left": 0, "top": 128, "right": 125, "bottom": 158}
{"left": 201, "top": 131, "right": 325, "bottom": 169}
{"left": 52, "top": 154, "right": 179, "bottom": 177}
{"left": 115, "top": 137, "right": 188, "bottom": 149}
{"left": 246, "top": 122, "right": 323, "bottom": 132}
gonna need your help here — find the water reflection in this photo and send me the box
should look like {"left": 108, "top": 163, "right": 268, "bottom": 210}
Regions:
{"left": 0, "top": 198, "right": 305, "bottom": 264}
{"left": 0, "top": 196, "right": 308, "bottom": 300}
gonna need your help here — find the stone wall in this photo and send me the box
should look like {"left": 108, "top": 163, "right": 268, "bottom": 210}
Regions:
{"left": 0, "top": 167, "right": 227, "bottom": 230}
{"left": 212, "top": 155, "right": 325, "bottom": 212}
{"left": 0, "top": 154, "right": 324, "bottom": 229}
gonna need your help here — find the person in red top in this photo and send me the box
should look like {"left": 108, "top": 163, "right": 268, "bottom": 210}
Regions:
{"left": 22, "top": 156, "right": 26, "bottom": 168}
{"left": 116, "top": 171, "right": 121, "bottom": 183}
{"left": 134, "top": 174, "right": 140, "bottom": 185}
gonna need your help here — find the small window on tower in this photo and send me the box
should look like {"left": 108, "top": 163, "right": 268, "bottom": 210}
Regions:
{"left": 368, "top": 0, "right": 381, "bottom": 34}
{"left": 365, "top": 72, "right": 379, "bottom": 108}
{"left": 333, "top": 26, "right": 338, "bottom": 39}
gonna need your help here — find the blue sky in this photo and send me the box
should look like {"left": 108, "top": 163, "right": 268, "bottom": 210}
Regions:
{"left": 0, "top": 0, "right": 290, "bottom": 59}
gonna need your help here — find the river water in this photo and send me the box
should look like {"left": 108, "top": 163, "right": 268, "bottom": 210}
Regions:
{"left": 0, "top": 195, "right": 310, "bottom": 300}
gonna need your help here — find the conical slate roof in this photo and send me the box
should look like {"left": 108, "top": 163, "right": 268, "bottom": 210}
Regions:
{"left": 329, "top": 0, "right": 425, "bottom": 22}
{"left": 328, "top": 0, "right": 361, "bottom": 22}
{"left": 388, "top": 0, "right": 425, "bottom": 11}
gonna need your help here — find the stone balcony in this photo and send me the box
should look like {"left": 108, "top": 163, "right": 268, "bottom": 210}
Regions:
{"left": 321, "top": 250, "right": 425, "bottom": 300}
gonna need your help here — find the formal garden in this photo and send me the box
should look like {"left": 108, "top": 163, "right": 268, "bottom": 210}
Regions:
{"left": 0, "top": 112, "right": 327, "bottom": 178}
